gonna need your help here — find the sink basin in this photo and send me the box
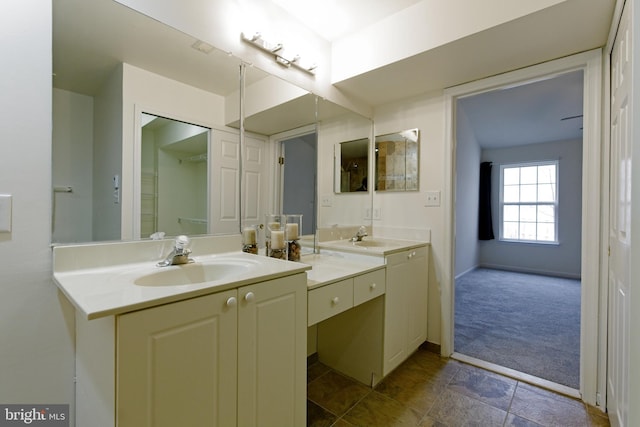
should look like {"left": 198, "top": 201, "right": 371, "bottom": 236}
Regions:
{"left": 352, "top": 240, "right": 387, "bottom": 247}
{"left": 134, "top": 260, "right": 254, "bottom": 286}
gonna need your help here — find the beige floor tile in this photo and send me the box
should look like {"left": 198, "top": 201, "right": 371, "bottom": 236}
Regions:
{"left": 509, "top": 382, "right": 589, "bottom": 427}
{"left": 307, "top": 370, "right": 371, "bottom": 417}
{"left": 343, "top": 391, "right": 422, "bottom": 427}
{"left": 447, "top": 364, "right": 517, "bottom": 410}
{"left": 427, "top": 388, "right": 507, "bottom": 426}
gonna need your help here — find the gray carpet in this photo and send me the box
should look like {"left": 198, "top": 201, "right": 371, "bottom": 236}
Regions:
{"left": 454, "top": 268, "right": 581, "bottom": 388}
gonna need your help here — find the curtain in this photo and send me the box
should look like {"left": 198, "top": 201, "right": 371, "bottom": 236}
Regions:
{"left": 478, "top": 161, "right": 495, "bottom": 240}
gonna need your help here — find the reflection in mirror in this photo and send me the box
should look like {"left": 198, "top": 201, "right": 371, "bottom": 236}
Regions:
{"left": 375, "top": 129, "right": 420, "bottom": 191}
{"left": 140, "top": 114, "right": 209, "bottom": 238}
{"left": 336, "top": 138, "right": 369, "bottom": 193}
{"left": 52, "top": 0, "right": 242, "bottom": 243}
{"left": 317, "top": 99, "right": 373, "bottom": 239}
{"left": 240, "top": 65, "right": 318, "bottom": 251}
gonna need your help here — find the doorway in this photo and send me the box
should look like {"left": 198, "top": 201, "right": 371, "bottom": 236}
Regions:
{"left": 442, "top": 50, "right": 605, "bottom": 406}
{"left": 278, "top": 128, "right": 318, "bottom": 237}
{"left": 452, "top": 71, "right": 584, "bottom": 390}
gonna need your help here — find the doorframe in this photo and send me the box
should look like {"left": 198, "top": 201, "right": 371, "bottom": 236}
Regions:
{"left": 442, "top": 49, "right": 605, "bottom": 407}
{"left": 270, "top": 124, "right": 317, "bottom": 214}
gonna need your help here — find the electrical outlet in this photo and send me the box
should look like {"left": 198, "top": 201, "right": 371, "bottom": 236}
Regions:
{"left": 321, "top": 195, "right": 332, "bottom": 207}
{"left": 425, "top": 190, "right": 441, "bottom": 207}
{"left": 373, "top": 207, "right": 382, "bottom": 220}
{"left": 364, "top": 207, "right": 372, "bottom": 220}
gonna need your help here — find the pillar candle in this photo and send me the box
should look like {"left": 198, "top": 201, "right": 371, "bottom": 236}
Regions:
{"left": 271, "top": 230, "right": 285, "bottom": 249}
{"left": 243, "top": 227, "right": 256, "bottom": 244}
{"left": 286, "top": 223, "right": 299, "bottom": 240}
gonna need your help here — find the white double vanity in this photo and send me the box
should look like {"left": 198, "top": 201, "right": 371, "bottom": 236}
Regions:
{"left": 53, "top": 234, "right": 429, "bottom": 426}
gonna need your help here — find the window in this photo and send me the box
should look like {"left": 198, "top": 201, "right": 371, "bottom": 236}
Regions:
{"left": 500, "top": 161, "right": 558, "bottom": 243}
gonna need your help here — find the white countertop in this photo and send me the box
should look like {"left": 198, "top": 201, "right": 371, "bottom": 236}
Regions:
{"left": 318, "top": 237, "right": 428, "bottom": 256}
{"left": 301, "top": 252, "right": 385, "bottom": 290}
{"left": 54, "top": 251, "right": 310, "bottom": 320}
{"left": 52, "top": 235, "right": 427, "bottom": 320}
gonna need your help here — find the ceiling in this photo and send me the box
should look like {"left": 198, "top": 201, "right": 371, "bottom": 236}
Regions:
{"left": 54, "top": 0, "right": 615, "bottom": 144}
{"left": 458, "top": 70, "right": 584, "bottom": 148}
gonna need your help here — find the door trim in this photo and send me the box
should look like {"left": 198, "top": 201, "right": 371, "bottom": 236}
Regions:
{"left": 442, "top": 49, "right": 604, "bottom": 407}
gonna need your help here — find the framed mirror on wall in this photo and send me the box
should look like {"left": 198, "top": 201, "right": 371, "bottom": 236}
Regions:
{"left": 335, "top": 138, "right": 369, "bottom": 193}
{"left": 375, "top": 129, "right": 420, "bottom": 192}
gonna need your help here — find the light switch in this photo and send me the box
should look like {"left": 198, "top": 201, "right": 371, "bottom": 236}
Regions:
{"left": 0, "top": 194, "right": 12, "bottom": 232}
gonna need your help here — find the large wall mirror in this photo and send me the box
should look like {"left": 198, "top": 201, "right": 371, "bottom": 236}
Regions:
{"left": 52, "top": 0, "right": 373, "bottom": 252}
{"left": 375, "top": 129, "right": 420, "bottom": 191}
{"left": 53, "top": 0, "right": 244, "bottom": 243}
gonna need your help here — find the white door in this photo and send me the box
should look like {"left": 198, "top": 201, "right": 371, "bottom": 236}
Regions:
{"left": 608, "top": 1, "right": 633, "bottom": 425}
{"left": 210, "top": 129, "right": 240, "bottom": 234}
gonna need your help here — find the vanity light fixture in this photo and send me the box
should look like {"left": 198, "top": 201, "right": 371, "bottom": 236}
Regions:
{"left": 241, "top": 32, "right": 316, "bottom": 75}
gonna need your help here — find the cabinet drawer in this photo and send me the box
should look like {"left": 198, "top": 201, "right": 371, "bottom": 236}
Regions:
{"left": 353, "top": 269, "right": 386, "bottom": 306}
{"left": 308, "top": 279, "right": 354, "bottom": 326}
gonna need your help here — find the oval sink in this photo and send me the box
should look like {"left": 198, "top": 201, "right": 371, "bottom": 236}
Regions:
{"left": 353, "top": 240, "right": 387, "bottom": 248}
{"left": 134, "top": 260, "right": 253, "bottom": 286}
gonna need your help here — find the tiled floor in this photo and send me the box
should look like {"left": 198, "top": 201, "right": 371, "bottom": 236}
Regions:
{"left": 307, "top": 348, "right": 610, "bottom": 427}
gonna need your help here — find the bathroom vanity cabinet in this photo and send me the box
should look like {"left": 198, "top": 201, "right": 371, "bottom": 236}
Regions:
{"left": 311, "top": 243, "right": 429, "bottom": 386}
{"left": 76, "top": 273, "right": 307, "bottom": 427}
{"left": 383, "top": 246, "right": 429, "bottom": 375}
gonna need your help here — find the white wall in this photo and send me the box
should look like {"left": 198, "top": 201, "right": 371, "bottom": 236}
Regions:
{"left": 454, "top": 106, "right": 482, "bottom": 277}
{"left": 0, "top": 0, "right": 75, "bottom": 418}
{"left": 52, "top": 88, "right": 94, "bottom": 243}
{"left": 479, "top": 139, "right": 583, "bottom": 278}
{"left": 93, "top": 65, "right": 124, "bottom": 241}
{"left": 373, "top": 92, "right": 446, "bottom": 345}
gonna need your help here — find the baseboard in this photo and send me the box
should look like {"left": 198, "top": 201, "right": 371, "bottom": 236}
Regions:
{"left": 455, "top": 265, "right": 480, "bottom": 280}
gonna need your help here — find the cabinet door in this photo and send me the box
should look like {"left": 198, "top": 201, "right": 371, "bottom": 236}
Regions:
{"left": 237, "top": 273, "right": 307, "bottom": 427}
{"left": 383, "top": 250, "right": 411, "bottom": 375}
{"left": 406, "top": 246, "right": 429, "bottom": 353}
{"left": 117, "top": 290, "right": 238, "bottom": 427}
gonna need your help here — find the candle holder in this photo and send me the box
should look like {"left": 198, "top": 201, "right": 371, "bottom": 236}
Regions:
{"left": 285, "top": 214, "right": 302, "bottom": 262}
{"left": 265, "top": 214, "right": 287, "bottom": 260}
{"left": 242, "top": 225, "right": 258, "bottom": 255}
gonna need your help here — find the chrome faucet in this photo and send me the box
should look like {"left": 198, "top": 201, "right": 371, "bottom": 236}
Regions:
{"left": 351, "top": 226, "right": 368, "bottom": 242}
{"left": 157, "top": 235, "right": 193, "bottom": 267}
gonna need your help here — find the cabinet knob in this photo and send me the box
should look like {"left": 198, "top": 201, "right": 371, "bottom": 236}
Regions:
{"left": 226, "top": 297, "right": 237, "bottom": 307}
{"left": 244, "top": 292, "right": 255, "bottom": 302}
{"left": 331, "top": 297, "right": 340, "bottom": 305}
{"left": 370, "top": 283, "right": 377, "bottom": 290}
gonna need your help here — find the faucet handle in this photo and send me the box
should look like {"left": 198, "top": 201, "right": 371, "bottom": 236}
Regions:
{"left": 175, "top": 235, "right": 190, "bottom": 249}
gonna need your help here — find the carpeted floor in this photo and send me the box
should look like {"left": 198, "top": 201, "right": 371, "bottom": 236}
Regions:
{"left": 454, "top": 268, "right": 581, "bottom": 389}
